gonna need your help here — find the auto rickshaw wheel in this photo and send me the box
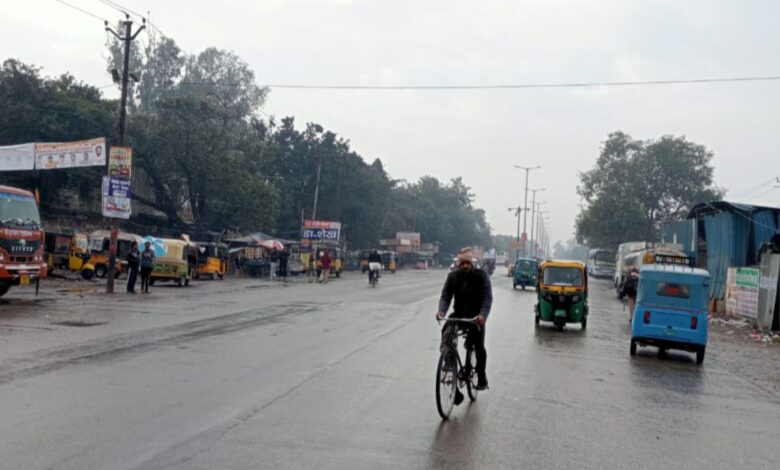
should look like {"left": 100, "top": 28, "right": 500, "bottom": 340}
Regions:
{"left": 0, "top": 285, "right": 10, "bottom": 297}
{"left": 211, "top": 272, "right": 217, "bottom": 280}
{"left": 556, "top": 323, "right": 564, "bottom": 332}
{"left": 630, "top": 340, "right": 637, "bottom": 356}
{"left": 534, "top": 313, "right": 540, "bottom": 326}
{"left": 696, "top": 347, "right": 706, "bottom": 365}
{"left": 81, "top": 269, "right": 94, "bottom": 280}
{"left": 658, "top": 347, "right": 667, "bottom": 359}
{"left": 175, "top": 278, "right": 183, "bottom": 287}
{"left": 336, "top": 270, "right": 341, "bottom": 278}
{"left": 581, "top": 316, "right": 587, "bottom": 330}
{"left": 94, "top": 265, "right": 108, "bottom": 278}
{"left": 521, "top": 285, "right": 526, "bottom": 291}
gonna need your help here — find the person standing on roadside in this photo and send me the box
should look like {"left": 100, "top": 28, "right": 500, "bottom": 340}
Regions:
{"left": 320, "top": 250, "right": 331, "bottom": 283}
{"left": 278, "top": 249, "right": 289, "bottom": 282}
{"left": 126, "top": 241, "right": 140, "bottom": 294}
{"left": 140, "top": 241, "right": 155, "bottom": 294}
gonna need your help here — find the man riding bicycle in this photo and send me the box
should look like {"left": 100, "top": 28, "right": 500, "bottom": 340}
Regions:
{"left": 367, "top": 249, "right": 382, "bottom": 284}
{"left": 436, "top": 247, "right": 492, "bottom": 394}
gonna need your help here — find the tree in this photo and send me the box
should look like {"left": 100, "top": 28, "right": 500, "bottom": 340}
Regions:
{"left": 576, "top": 132, "right": 723, "bottom": 248}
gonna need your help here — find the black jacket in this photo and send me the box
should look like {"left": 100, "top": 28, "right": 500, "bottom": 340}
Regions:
{"left": 126, "top": 250, "right": 140, "bottom": 269}
{"left": 368, "top": 253, "right": 382, "bottom": 263}
{"left": 438, "top": 268, "right": 493, "bottom": 318}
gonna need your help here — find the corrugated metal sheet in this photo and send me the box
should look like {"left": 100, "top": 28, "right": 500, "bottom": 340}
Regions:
{"left": 752, "top": 210, "right": 779, "bottom": 255}
{"left": 661, "top": 219, "right": 696, "bottom": 257}
{"left": 704, "top": 212, "right": 734, "bottom": 299}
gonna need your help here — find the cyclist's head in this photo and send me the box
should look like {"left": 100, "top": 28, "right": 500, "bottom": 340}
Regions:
{"left": 457, "top": 247, "right": 474, "bottom": 272}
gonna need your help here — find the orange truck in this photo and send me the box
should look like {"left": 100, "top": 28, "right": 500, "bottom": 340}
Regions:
{"left": 0, "top": 185, "right": 47, "bottom": 297}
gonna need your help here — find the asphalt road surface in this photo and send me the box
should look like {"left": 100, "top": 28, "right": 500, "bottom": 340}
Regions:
{"left": 1, "top": 271, "right": 778, "bottom": 469}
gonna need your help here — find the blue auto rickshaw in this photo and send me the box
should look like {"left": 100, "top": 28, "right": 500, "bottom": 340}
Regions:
{"left": 630, "top": 257, "right": 710, "bottom": 364}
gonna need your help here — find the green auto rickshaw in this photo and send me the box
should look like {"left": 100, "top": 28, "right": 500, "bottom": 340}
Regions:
{"left": 512, "top": 257, "right": 538, "bottom": 290}
{"left": 535, "top": 260, "right": 588, "bottom": 331}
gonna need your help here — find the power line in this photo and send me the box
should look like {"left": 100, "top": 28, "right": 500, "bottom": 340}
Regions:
{"left": 53, "top": 0, "right": 107, "bottom": 22}
{"left": 96, "top": 0, "right": 144, "bottom": 21}
{"left": 260, "top": 75, "right": 780, "bottom": 90}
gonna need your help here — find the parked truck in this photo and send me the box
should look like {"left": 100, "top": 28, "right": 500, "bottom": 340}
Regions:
{"left": 0, "top": 185, "right": 47, "bottom": 297}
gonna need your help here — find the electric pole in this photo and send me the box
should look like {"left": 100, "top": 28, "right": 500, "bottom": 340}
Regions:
{"left": 514, "top": 165, "right": 541, "bottom": 257}
{"left": 105, "top": 15, "right": 145, "bottom": 294}
{"left": 508, "top": 206, "right": 522, "bottom": 261}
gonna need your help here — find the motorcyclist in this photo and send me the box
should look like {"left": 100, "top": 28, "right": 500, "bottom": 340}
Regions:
{"left": 367, "top": 249, "right": 382, "bottom": 284}
{"left": 435, "top": 247, "right": 493, "bottom": 394}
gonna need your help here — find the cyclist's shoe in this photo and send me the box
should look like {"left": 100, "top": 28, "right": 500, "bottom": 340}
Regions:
{"left": 454, "top": 388, "right": 464, "bottom": 405}
{"left": 477, "top": 372, "right": 489, "bottom": 390}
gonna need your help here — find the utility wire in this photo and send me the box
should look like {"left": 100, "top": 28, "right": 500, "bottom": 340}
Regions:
{"left": 261, "top": 75, "right": 780, "bottom": 90}
{"left": 53, "top": 0, "right": 107, "bottom": 22}
{"left": 96, "top": 0, "right": 144, "bottom": 21}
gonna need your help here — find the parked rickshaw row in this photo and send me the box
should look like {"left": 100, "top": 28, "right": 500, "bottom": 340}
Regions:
{"left": 44, "top": 230, "right": 228, "bottom": 286}
{"left": 514, "top": 254, "right": 709, "bottom": 364}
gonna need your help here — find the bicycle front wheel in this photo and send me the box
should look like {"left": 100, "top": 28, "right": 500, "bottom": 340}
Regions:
{"left": 465, "top": 348, "right": 479, "bottom": 401}
{"left": 436, "top": 350, "right": 458, "bottom": 419}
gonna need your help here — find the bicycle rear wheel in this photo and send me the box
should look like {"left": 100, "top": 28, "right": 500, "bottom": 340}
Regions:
{"left": 436, "top": 350, "right": 458, "bottom": 419}
{"left": 465, "top": 348, "right": 479, "bottom": 401}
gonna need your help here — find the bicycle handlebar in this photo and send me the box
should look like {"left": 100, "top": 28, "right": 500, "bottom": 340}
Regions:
{"left": 437, "top": 316, "right": 482, "bottom": 331}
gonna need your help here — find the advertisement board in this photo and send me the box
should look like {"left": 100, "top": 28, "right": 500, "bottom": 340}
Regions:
{"left": 101, "top": 176, "right": 131, "bottom": 219}
{"left": 108, "top": 146, "right": 132, "bottom": 179}
{"left": 35, "top": 138, "right": 106, "bottom": 169}
{"left": 302, "top": 220, "right": 341, "bottom": 241}
{"left": 0, "top": 143, "right": 35, "bottom": 171}
{"left": 726, "top": 267, "right": 760, "bottom": 319}
{"left": 396, "top": 232, "right": 421, "bottom": 246}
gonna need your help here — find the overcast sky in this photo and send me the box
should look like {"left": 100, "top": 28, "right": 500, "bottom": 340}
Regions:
{"left": 3, "top": 0, "right": 779, "bottom": 243}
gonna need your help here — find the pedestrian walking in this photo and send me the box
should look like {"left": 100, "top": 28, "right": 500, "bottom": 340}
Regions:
{"left": 140, "top": 241, "right": 155, "bottom": 294}
{"left": 278, "top": 249, "right": 289, "bottom": 282}
{"left": 126, "top": 241, "right": 140, "bottom": 294}
{"left": 621, "top": 267, "right": 639, "bottom": 316}
{"left": 320, "top": 250, "right": 331, "bottom": 283}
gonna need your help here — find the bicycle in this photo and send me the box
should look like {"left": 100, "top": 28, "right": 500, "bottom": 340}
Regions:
{"left": 435, "top": 317, "right": 480, "bottom": 419}
{"left": 368, "top": 267, "right": 380, "bottom": 288}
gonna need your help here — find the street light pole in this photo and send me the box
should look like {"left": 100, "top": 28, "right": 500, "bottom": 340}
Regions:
{"left": 528, "top": 189, "right": 545, "bottom": 257}
{"left": 534, "top": 206, "right": 547, "bottom": 257}
{"left": 508, "top": 206, "right": 522, "bottom": 261}
{"left": 514, "top": 165, "right": 541, "bottom": 257}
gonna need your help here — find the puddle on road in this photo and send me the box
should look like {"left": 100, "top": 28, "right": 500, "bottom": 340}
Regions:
{"left": 51, "top": 320, "right": 108, "bottom": 328}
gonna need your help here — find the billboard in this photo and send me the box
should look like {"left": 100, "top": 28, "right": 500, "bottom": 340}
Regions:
{"left": 101, "top": 176, "right": 131, "bottom": 219}
{"left": 0, "top": 143, "right": 35, "bottom": 171}
{"left": 35, "top": 138, "right": 106, "bottom": 169}
{"left": 108, "top": 146, "right": 132, "bottom": 179}
{"left": 396, "top": 232, "right": 421, "bottom": 247}
{"left": 302, "top": 219, "right": 341, "bottom": 241}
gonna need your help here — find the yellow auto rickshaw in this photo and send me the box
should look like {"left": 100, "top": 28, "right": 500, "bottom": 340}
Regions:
{"left": 195, "top": 241, "right": 227, "bottom": 280}
{"left": 381, "top": 250, "right": 398, "bottom": 273}
{"left": 81, "top": 230, "right": 139, "bottom": 280}
{"left": 150, "top": 238, "right": 197, "bottom": 287}
{"left": 44, "top": 232, "right": 89, "bottom": 274}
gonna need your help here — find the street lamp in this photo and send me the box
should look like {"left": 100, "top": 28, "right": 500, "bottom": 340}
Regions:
{"left": 514, "top": 165, "right": 541, "bottom": 256}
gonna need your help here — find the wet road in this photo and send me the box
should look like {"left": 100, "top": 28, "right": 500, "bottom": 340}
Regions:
{"left": 1, "top": 271, "right": 778, "bottom": 469}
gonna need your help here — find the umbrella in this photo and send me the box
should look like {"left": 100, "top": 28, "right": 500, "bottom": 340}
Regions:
{"left": 141, "top": 236, "right": 168, "bottom": 257}
{"left": 260, "top": 239, "right": 284, "bottom": 251}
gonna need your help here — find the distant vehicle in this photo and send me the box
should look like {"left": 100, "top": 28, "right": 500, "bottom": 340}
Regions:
{"left": 0, "top": 185, "right": 47, "bottom": 297}
{"left": 614, "top": 241, "right": 646, "bottom": 287}
{"left": 512, "top": 257, "right": 538, "bottom": 290}
{"left": 630, "top": 256, "right": 709, "bottom": 364}
{"left": 617, "top": 243, "right": 686, "bottom": 298}
{"left": 586, "top": 248, "right": 616, "bottom": 279}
